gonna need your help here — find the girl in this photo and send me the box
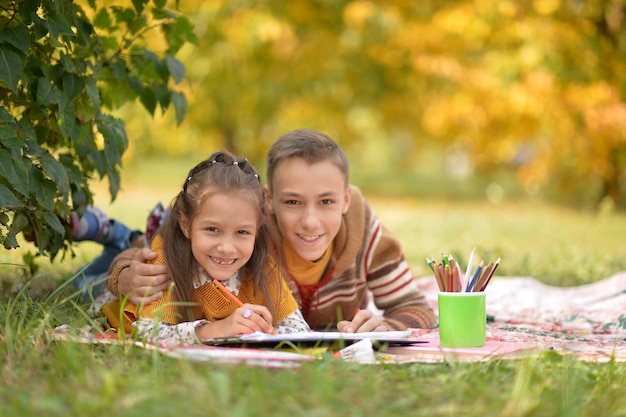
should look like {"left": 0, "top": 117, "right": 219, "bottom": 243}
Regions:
{"left": 102, "top": 151, "right": 310, "bottom": 344}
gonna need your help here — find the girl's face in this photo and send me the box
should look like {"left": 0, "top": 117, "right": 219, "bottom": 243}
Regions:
{"left": 266, "top": 157, "right": 351, "bottom": 262}
{"left": 180, "top": 190, "right": 259, "bottom": 281}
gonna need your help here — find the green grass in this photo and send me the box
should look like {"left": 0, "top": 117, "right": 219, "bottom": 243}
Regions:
{"left": 2, "top": 159, "right": 626, "bottom": 416}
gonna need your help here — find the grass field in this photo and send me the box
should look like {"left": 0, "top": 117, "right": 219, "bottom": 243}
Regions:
{"left": 1, "top": 157, "right": 626, "bottom": 417}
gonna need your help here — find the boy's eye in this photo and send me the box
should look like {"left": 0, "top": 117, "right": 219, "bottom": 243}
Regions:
{"left": 320, "top": 199, "right": 333, "bottom": 205}
{"left": 206, "top": 227, "right": 218, "bottom": 233}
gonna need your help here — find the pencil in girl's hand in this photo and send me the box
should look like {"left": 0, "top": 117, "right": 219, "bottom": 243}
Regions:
{"left": 213, "top": 279, "right": 243, "bottom": 306}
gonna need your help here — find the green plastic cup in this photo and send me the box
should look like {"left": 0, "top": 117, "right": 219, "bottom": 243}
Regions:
{"left": 438, "top": 292, "right": 486, "bottom": 348}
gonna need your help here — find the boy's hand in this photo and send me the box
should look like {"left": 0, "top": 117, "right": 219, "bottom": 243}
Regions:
{"left": 337, "top": 309, "right": 390, "bottom": 333}
{"left": 118, "top": 248, "right": 172, "bottom": 305}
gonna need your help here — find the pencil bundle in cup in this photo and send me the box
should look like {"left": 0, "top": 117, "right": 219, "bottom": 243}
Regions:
{"left": 426, "top": 247, "right": 500, "bottom": 292}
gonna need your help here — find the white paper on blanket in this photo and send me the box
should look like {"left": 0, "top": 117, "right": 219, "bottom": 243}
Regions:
{"left": 202, "top": 330, "right": 415, "bottom": 346}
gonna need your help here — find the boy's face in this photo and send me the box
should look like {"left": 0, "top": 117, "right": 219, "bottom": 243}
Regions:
{"left": 266, "top": 157, "right": 351, "bottom": 262}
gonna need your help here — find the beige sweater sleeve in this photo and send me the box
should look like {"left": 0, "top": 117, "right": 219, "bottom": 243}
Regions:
{"left": 105, "top": 247, "right": 141, "bottom": 296}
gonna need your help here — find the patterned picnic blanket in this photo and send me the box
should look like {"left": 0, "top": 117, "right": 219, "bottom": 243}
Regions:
{"left": 399, "top": 271, "right": 626, "bottom": 363}
{"left": 53, "top": 272, "right": 626, "bottom": 365}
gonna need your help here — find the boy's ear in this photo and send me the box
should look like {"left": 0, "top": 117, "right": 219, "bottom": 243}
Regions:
{"left": 263, "top": 185, "right": 274, "bottom": 213}
{"left": 342, "top": 186, "right": 352, "bottom": 214}
{"left": 179, "top": 214, "right": 191, "bottom": 238}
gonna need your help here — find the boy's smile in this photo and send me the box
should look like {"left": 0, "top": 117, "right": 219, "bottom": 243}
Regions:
{"left": 267, "top": 157, "right": 351, "bottom": 262}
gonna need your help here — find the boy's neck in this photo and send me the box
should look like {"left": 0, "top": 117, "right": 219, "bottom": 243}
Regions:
{"left": 282, "top": 239, "right": 333, "bottom": 285}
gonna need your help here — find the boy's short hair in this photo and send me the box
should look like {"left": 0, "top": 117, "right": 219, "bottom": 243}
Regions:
{"left": 266, "top": 129, "right": 349, "bottom": 191}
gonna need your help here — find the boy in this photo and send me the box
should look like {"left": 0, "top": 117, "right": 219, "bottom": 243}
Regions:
{"left": 107, "top": 129, "right": 436, "bottom": 331}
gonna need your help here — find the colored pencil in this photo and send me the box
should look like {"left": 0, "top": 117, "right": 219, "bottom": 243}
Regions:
{"left": 213, "top": 279, "right": 243, "bottom": 306}
{"left": 463, "top": 247, "right": 476, "bottom": 292}
{"left": 466, "top": 261, "right": 484, "bottom": 292}
{"left": 427, "top": 251, "right": 500, "bottom": 293}
{"left": 479, "top": 257, "right": 500, "bottom": 291}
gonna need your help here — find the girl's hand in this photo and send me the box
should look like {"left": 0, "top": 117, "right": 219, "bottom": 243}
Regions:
{"left": 337, "top": 309, "right": 390, "bottom": 333}
{"left": 195, "top": 304, "right": 275, "bottom": 340}
{"left": 232, "top": 304, "right": 275, "bottom": 335}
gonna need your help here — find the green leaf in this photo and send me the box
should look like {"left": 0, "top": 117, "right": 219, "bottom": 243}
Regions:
{"left": 93, "top": 8, "right": 112, "bottom": 29}
{"left": 32, "top": 13, "right": 49, "bottom": 40}
{"left": 171, "top": 91, "right": 188, "bottom": 126}
{"left": 166, "top": 54, "right": 185, "bottom": 84}
{"left": 44, "top": 211, "right": 66, "bottom": 234}
{"left": 108, "top": 166, "right": 121, "bottom": 199}
{"left": 139, "top": 86, "right": 157, "bottom": 115}
{"left": 36, "top": 77, "right": 60, "bottom": 106}
{"left": 0, "top": 106, "right": 18, "bottom": 142}
{"left": 0, "top": 183, "right": 21, "bottom": 208}
{"left": 62, "top": 73, "right": 86, "bottom": 102}
{"left": 73, "top": 16, "right": 94, "bottom": 46}
{"left": 58, "top": 102, "right": 76, "bottom": 139}
{"left": 143, "top": 50, "right": 168, "bottom": 82}
{"left": 7, "top": 212, "right": 29, "bottom": 250}
{"left": 47, "top": 12, "right": 75, "bottom": 40}
{"left": 3, "top": 230, "right": 19, "bottom": 250}
{"left": 17, "top": 0, "right": 39, "bottom": 25}
{"left": 98, "top": 115, "right": 128, "bottom": 167}
{"left": 162, "top": 18, "right": 196, "bottom": 53}
{"left": 153, "top": 0, "right": 167, "bottom": 8}
{"left": 29, "top": 169, "right": 57, "bottom": 211}
{"left": 128, "top": 13, "right": 148, "bottom": 36}
{"left": 0, "top": 106, "right": 16, "bottom": 124}
{"left": 111, "top": 6, "right": 136, "bottom": 26}
{"left": 71, "top": 184, "right": 90, "bottom": 209}
{"left": 0, "top": 149, "right": 29, "bottom": 197}
{"left": 132, "top": 0, "right": 149, "bottom": 14}
{"left": 154, "top": 84, "right": 171, "bottom": 110}
{"left": 0, "top": 25, "right": 31, "bottom": 55}
{"left": 85, "top": 77, "right": 101, "bottom": 109}
{"left": 0, "top": 47, "right": 27, "bottom": 92}
{"left": 39, "top": 153, "right": 70, "bottom": 196}
{"left": 22, "top": 136, "right": 46, "bottom": 157}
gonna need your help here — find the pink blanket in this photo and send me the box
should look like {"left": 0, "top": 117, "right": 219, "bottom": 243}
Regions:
{"left": 53, "top": 272, "right": 626, "bottom": 365}
{"left": 397, "top": 272, "right": 626, "bottom": 362}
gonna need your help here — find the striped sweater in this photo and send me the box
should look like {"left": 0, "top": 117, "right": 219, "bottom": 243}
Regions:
{"left": 268, "top": 186, "right": 437, "bottom": 330}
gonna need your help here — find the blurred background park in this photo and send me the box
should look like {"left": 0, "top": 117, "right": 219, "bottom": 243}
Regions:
{"left": 2, "top": 0, "right": 626, "bottom": 291}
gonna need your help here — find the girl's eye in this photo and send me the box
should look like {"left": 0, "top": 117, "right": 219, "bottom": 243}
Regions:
{"left": 284, "top": 199, "right": 299, "bottom": 205}
{"left": 237, "top": 230, "right": 251, "bottom": 235}
{"left": 207, "top": 227, "right": 218, "bottom": 233}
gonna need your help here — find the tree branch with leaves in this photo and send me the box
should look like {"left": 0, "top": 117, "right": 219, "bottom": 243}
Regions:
{"left": 0, "top": 0, "right": 195, "bottom": 261}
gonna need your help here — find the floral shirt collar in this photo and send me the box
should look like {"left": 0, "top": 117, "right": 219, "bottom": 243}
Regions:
{"left": 192, "top": 268, "right": 241, "bottom": 295}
